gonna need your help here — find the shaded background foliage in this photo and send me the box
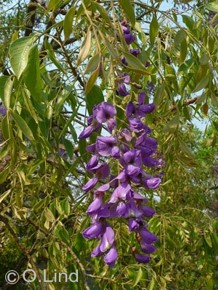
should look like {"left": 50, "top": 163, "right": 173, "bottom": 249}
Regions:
{"left": 0, "top": 0, "right": 217, "bottom": 289}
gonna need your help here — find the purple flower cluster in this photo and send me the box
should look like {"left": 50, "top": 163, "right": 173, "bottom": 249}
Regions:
{"left": 79, "top": 21, "right": 162, "bottom": 267}
{"left": 79, "top": 98, "right": 162, "bottom": 266}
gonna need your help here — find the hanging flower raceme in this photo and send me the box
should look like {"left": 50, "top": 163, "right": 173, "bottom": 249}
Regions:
{"left": 79, "top": 20, "right": 163, "bottom": 268}
{"left": 79, "top": 97, "right": 162, "bottom": 266}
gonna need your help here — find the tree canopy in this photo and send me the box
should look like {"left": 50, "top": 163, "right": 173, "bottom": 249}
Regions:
{"left": 0, "top": 0, "right": 217, "bottom": 289}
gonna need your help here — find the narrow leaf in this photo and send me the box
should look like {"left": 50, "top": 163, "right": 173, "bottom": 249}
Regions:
{"left": 85, "top": 53, "right": 100, "bottom": 74}
{"left": 0, "top": 76, "right": 14, "bottom": 109}
{"left": 77, "top": 27, "right": 92, "bottom": 65}
{"left": 192, "top": 75, "right": 210, "bottom": 93}
{"left": 85, "top": 67, "right": 99, "bottom": 95}
{"left": 122, "top": 51, "right": 151, "bottom": 74}
{"left": 92, "top": 2, "right": 111, "bottom": 24}
{"left": 64, "top": 6, "right": 76, "bottom": 40}
{"left": 150, "top": 15, "right": 159, "bottom": 46}
{"left": 119, "top": 0, "right": 135, "bottom": 25}
{"left": 86, "top": 85, "right": 104, "bottom": 115}
{"left": 9, "top": 36, "right": 34, "bottom": 79}
{"left": 0, "top": 190, "right": 11, "bottom": 203}
{"left": 48, "top": 0, "right": 69, "bottom": 11}
{"left": 206, "top": 2, "right": 218, "bottom": 13}
{"left": 23, "top": 45, "right": 43, "bottom": 101}
{"left": 11, "top": 112, "right": 35, "bottom": 141}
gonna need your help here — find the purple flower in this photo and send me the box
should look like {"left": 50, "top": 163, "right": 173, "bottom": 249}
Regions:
{"left": 143, "top": 177, "right": 161, "bottom": 189}
{"left": 96, "top": 136, "right": 120, "bottom": 157}
{"left": 120, "top": 149, "right": 142, "bottom": 168}
{"left": 140, "top": 242, "right": 156, "bottom": 254}
{"left": 0, "top": 105, "right": 6, "bottom": 116}
{"left": 82, "top": 177, "right": 98, "bottom": 192}
{"left": 129, "top": 117, "right": 151, "bottom": 133}
{"left": 94, "top": 102, "right": 116, "bottom": 124}
{"left": 91, "top": 244, "right": 103, "bottom": 257}
{"left": 86, "top": 156, "right": 99, "bottom": 172}
{"left": 95, "top": 183, "right": 110, "bottom": 193}
{"left": 128, "top": 219, "right": 140, "bottom": 231}
{"left": 104, "top": 246, "right": 118, "bottom": 267}
{"left": 114, "top": 201, "right": 128, "bottom": 217}
{"left": 142, "top": 156, "right": 162, "bottom": 167}
{"left": 135, "top": 254, "right": 150, "bottom": 264}
{"left": 138, "top": 92, "right": 145, "bottom": 105}
{"left": 120, "top": 73, "right": 130, "bottom": 83}
{"left": 86, "top": 143, "right": 96, "bottom": 153}
{"left": 116, "top": 83, "right": 129, "bottom": 96}
{"left": 140, "top": 228, "right": 158, "bottom": 244}
{"left": 83, "top": 221, "right": 105, "bottom": 239}
{"left": 109, "top": 182, "right": 131, "bottom": 203}
{"left": 87, "top": 196, "right": 103, "bottom": 214}
{"left": 95, "top": 163, "right": 111, "bottom": 180}
{"left": 121, "top": 21, "right": 136, "bottom": 45}
{"left": 120, "top": 129, "right": 132, "bottom": 142}
{"left": 140, "top": 206, "right": 155, "bottom": 218}
{"left": 79, "top": 124, "right": 99, "bottom": 139}
{"left": 100, "top": 226, "right": 115, "bottom": 252}
{"left": 124, "top": 33, "right": 136, "bottom": 44}
{"left": 130, "top": 48, "right": 140, "bottom": 57}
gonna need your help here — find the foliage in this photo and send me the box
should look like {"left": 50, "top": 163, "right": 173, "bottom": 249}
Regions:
{"left": 0, "top": 0, "right": 217, "bottom": 289}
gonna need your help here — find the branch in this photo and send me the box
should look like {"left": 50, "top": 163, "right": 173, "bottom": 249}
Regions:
{"left": 169, "top": 97, "right": 198, "bottom": 112}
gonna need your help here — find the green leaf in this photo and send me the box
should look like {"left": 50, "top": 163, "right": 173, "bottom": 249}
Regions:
{"left": 192, "top": 75, "right": 210, "bottom": 93}
{"left": 204, "top": 233, "right": 212, "bottom": 247}
{"left": 78, "top": 139, "right": 89, "bottom": 163}
{"left": 206, "top": 2, "right": 218, "bottom": 13}
{"left": 149, "top": 277, "right": 156, "bottom": 290}
{"left": 119, "top": 0, "right": 135, "bottom": 25}
{"left": 182, "top": 15, "right": 195, "bottom": 31}
{"left": 0, "top": 189, "right": 11, "bottom": 203}
{"left": 85, "top": 67, "right": 99, "bottom": 95}
{"left": 133, "top": 267, "right": 143, "bottom": 287}
{"left": 1, "top": 116, "right": 10, "bottom": 140}
{"left": 61, "top": 199, "right": 70, "bottom": 216}
{"left": 85, "top": 53, "right": 100, "bottom": 74}
{"left": 180, "top": 39, "right": 187, "bottom": 64}
{"left": 48, "top": 0, "right": 69, "bottom": 11}
{"left": 64, "top": 6, "right": 76, "bottom": 40}
{"left": 11, "top": 111, "right": 35, "bottom": 141}
{"left": 92, "top": 2, "right": 111, "bottom": 24}
{"left": 150, "top": 15, "right": 159, "bottom": 46}
{"left": 9, "top": 36, "right": 34, "bottom": 79}
{"left": 122, "top": 51, "right": 151, "bottom": 75}
{"left": 0, "top": 76, "right": 14, "bottom": 109}
{"left": 63, "top": 139, "right": 74, "bottom": 158}
{"left": 0, "top": 167, "right": 10, "bottom": 184}
{"left": 77, "top": 27, "right": 92, "bottom": 65}
{"left": 99, "top": 31, "right": 118, "bottom": 59}
{"left": 85, "top": 85, "right": 104, "bottom": 115}
{"left": 44, "top": 207, "right": 55, "bottom": 222}
{"left": 163, "top": 115, "right": 180, "bottom": 133}
{"left": 55, "top": 224, "right": 70, "bottom": 245}
{"left": 23, "top": 45, "right": 43, "bottom": 101}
